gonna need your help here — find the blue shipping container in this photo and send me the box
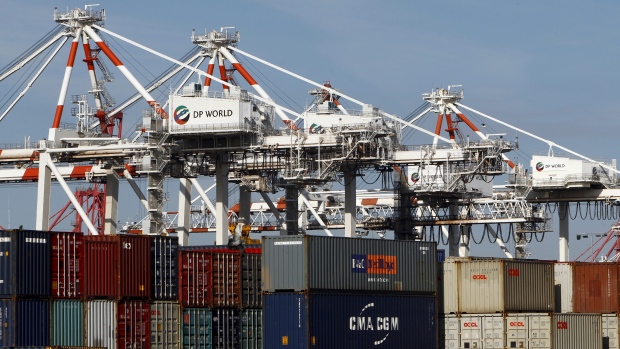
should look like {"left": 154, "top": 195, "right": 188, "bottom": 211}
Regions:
{"left": 0, "top": 298, "right": 50, "bottom": 346}
{"left": 437, "top": 249, "right": 445, "bottom": 262}
{"left": 151, "top": 236, "right": 179, "bottom": 299}
{"left": 183, "top": 308, "right": 212, "bottom": 349}
{"left": 51, "top": 299, "right": 84, "bottom": 346}
{"left": 264, "top": 293, "right": 437, "bottom": 349}
{"left": 0, "top": 230, "right": 51, "bottom": 297}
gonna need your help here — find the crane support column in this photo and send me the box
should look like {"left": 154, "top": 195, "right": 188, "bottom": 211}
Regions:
{"left": 239, "top": 186, "right": 251, "bottom": 226}
{"left": 104, "top": 170, "right": 119, "bottom": 235}
{"left": 215, "top": 157, "right": 229, "bottom": 244}
{"left": 344, "top": 169, "right": 357, "bottom": 237}
{"left": 36, "top": 151, "right": 52, "bottom": 231}
{"left": 177, "top": 178, "right": 192, "bottom": 246}
{"left": 559, "top": 202, "right": 570, "bottom": 261}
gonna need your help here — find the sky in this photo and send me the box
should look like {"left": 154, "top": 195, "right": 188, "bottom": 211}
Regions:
{"left": 0, "top": 0, "right": 620, "bottom": 259}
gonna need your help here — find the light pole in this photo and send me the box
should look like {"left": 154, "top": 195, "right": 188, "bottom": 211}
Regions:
{"left": 577, "top": 233, "right": 608, "bottom": 262}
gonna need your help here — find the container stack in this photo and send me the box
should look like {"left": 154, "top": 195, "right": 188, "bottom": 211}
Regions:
{"left": 179, "top": 245, "right": 261, "bottom": 349}
{"left": 438, "top": 257, "right": 556, "bottom": 348}
{"left": 0, "top": 229, "right": 51, "bottom": 347}
{"left": 262, "top": 235, "right": 438, "bottom": 349}
{"left": 150, "top": 235, "right": 180, "bottom": 349}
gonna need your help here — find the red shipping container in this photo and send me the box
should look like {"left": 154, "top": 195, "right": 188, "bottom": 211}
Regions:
{"left": 572, "top": 262, "right": 620, "bottom": 313}
{"left": 84, "top": 235, "right": 151, "bottom": 298}
{"left": 117, "top": 300, "right": 150, "bottom": 349}
{"left": 211, "top": 250, "right": 241, "bottom": 308}
{"left": 51, "top": 232, "right": 84, "bottom": 298}
{"left": 179, "top": 250, "right": 212, "bottom": 307}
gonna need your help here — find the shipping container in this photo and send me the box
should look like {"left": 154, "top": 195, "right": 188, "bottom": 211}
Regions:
{"left": 212, "top": 308, "right": 240, "bottom": 349}
{"left": 572, "top": 262, "right": 620, "bottom": 313}
{"left": 182, "top": 308, "right": 212, "bottom": 349}
{"left": 439, "top": 314, "right": 458, "bottom": 349}
{"left": 263, "top": 292, "right": 437, "bottom": 349}
{"left": 438, "top": 259, "right": 460, "bottom": 314}
{"left": 262, "top": 235, "right": 437, "bottom": 293}
{"left": 242, "top": 248, "right": 261, "bottom": 308}
{"left": 448, "top": 257, "right": 554, "bottom": 313}
{"left": 603, "top": 314, "right": 619, "bottom": 349}
{"left": 151, "top": 236, "right": 179, "bottom": 300}
{"left": 151, "top": 301, "right": 180, "bottom": 349}
{"left": 212, "top": 251, "right": 241, "bottom": 308}
{"left": 483, "top": 314, "right": 504, "bottom": 349}
{"left": 0, "top": 229, "right": 51, "bottom": 297}
{"left": 459, "top": 315, "right": 483, "bottom": 349}
{"left": 51, "top": 232, "right": 84, "bottom": 298}
{"left": 179, "top": 250, "right": 211, "bottom": 307}
{"left": 117, "top": 300, "right": 150, "bottom": 349}
{"left": 505, "top": 313, "right": 552, "bottom": 349}
{"left": 554, "top": 262, "right": 573, "bottom": 313}
{"left": 51, "top": 299, "right": 84, "bottom": 346}
{"left": 84, "top": 235, "right": 151, "bottom": 298}
{"left": 85, "top": 299, "right": 116, "bottom": 349}
{"left": 437, "top": 249, "right": 445, "bottom": 262}
{"left": 241, "top": 309, "right": 262, "bottom": 349}
{"left": 0, "top": 298, "right": 49, "bottom": 347}
{"left": 553, "top": 313, "right": 602, "bottom": 349}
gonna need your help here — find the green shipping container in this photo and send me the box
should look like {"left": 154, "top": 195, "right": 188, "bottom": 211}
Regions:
{"left": 241, "top": 309, "right": 262, "bottom": 349}
{"left": 183, "top": 308, "right": 212, "bottom": 349}
{"left": 51, "top": 300, "right": 84, "bottom": 346}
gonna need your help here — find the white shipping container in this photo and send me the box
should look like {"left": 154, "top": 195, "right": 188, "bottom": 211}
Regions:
{"left": 439, "top": 315, "right": 459, "bottom": 349}
{"left": 554, "top": 262, "right": 573, "bottom": 313}
{"left": 482, "top": 314, "right": 504, "bottom": 349}
{"left": 85, "top": 299, "right": 117, "bottom": 349}
{"left": 603, "top": 314, "right": 619, "bottom": 349}
{"left": 438, "top": 259, "right": 459, "bottom": 314}
{"left": 459, "top": 315, "right": 483, "bottom": 349}
{"left": 151, "top": 301, "right": 180, "bottom": 349}
{"left": 530, "top": 313, "right": 552, "bottom": 348}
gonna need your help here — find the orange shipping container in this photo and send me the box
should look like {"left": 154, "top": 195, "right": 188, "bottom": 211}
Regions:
{"left": 572, "top": 262, "right": 620, "bottom": 313}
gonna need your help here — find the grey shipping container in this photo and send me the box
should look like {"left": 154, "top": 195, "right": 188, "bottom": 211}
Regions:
{"left": 241, "top": 309, "right": 262, "bottom": 349}
{"left": 151, "top": 301, "right": 180, "bottom": 349}
{"left": 445, "top": 257, "right": 554, "bottom": 313}
{"left": 183, "top": 308, "right": 212, "bottom": 349}
{"left": 0, "top": 298, "right": 50, "bottom": 346}
{"left": 553, "top": 313, "right": 602, "bottom": 349}
{"left": 51, "top": 299, "right": 84, "bottom": 346}
{"left": 263, "top": 292, "right": 437, "bottom": 349}
{"left": 85, "top": 299, "right": 116, "bottom": 349}
{"left": 0, "top": 230, "right": 51, "bottom": 297}
{"left": 151, "top": 236, "right": 179, "bottom": 300}
{"left": 262, "top": 235, "right": 437, "bottom": 293}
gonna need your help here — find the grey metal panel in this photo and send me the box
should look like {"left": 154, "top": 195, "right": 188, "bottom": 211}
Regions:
{"left": 51, "top": 299, "right": 84, "bottom": 346}
{"left": 262, "top": 235, "right": 437, "bottom": 293}
{"left": 85, "top": 299, "right": 117, "bottom": 349}
{"left": 553, "top": 313, "right": 602, "bottom": 349}
{"left": 151, "top": 301, "right": 180, "bottom": 349}
{"left": 504, "top": 260, "right": 554, "bottom": 312}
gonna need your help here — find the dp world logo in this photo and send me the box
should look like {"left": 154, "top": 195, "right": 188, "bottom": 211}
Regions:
{"left": 174, "top": 105, "right": 190, "bottom": 125}
{"left": 535, "top": 162, "right": 544, "bottom": 172}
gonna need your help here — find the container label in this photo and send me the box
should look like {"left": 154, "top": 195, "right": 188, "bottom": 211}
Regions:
{"left": 25, "top": 237, "right": 46, "bottom": 243}
{"left": 557, "top": 321, "right": 568, "bottom": 330}
{"left": 349, "top": 303, "right": 399, "bottom": 346}
{"left": 274, "top": 241, "right": 303, "bottom": 246}
{"left": 351, "top": 254, "right": 396, "bottom": 275}
{"left": 463, "top": 322, "right": 479, "bottom": 328}
{"left": 0, "top": 238, "right": 10, "bottom": 242}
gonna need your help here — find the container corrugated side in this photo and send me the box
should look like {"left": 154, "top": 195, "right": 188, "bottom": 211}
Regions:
{"left": 554, "top": 262, "right": 573, "bottom": 313}
{"left": 262, "top": 235, "right": 437, "bottom": 293}
{"left": 505, "top": 313, "right": 552, "bottom": 349}
{"left": 179, "top": 250, "right": 211, "bottom": 307}
{"left": 0, "top": 298, "right": 49, "bottom": 347}
{"left": 572, "top": 262, "right": 620, "bottom": 313}
{"left": 242, "top": 249, "right": 261, "bottom": 309}
{"left": 0, "top": 230, "right": 51, "bottom": 297}
{"left": 85, "top": 235, "right": 151, "bottom": 298}
{"left": 212, "top": 308, "right": 240, "bottom": 349}
{"left": 602, "top": 314, "right": 619, "bottom": 349}
{"left": 438, "top": 259, "right": 459, "bottom": 314}
{"left": 212, "top": 252, "right": 241, "bottom": 308}
{"left": 117, "top": 300, "right": 150, "bottom": 349}
{"left": 439, "top": 314, "right": 458, "bottom": 349}
{"left": 553, "top": 313, "right": 602, "bottom": 349}
{"left": 85, "top": 299, "right": 116, "bottom": 349}
{"left": 51, "top": 299, "right": 84, "bottom": 346}
{"left": 151, "top": 236, "right": 178, "bottom": 300}
{"left": 51, "top": 232, "right": 84, "bottom": 298}
{"left": 241, "top": 309, "right": 262, "bottom": 349}
{"left": 458, "top": 258, "right": 554, "bottom": 313}
{"left": 150, "top": 301, "right": 180, "bottom": 349}
{"left": 263, "top": 292, "right": 437, "bottom": 349}
{"left": 182, "top": 308, "right": 212, "bottom": 349}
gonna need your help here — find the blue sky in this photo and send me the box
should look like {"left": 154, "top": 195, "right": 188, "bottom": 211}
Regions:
{"left": 0, "top": 1, "right": 619, "bottom": 259}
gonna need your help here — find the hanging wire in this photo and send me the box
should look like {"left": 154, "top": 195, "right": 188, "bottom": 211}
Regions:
{"left": 485, "top": 224, "right": 497, "bottom": 243}
{"left": 470, "top": 225, "right": 484, "bottom": 244}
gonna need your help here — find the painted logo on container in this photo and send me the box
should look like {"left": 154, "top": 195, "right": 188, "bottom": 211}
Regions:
{"left": 352, "top": 254, "right": 396, "bottom": 274}
{"left": 174, "top": 105, "right": 190, "bottom": 125}
{"left": 349, "top": 302, "right": 399, "bottom": 346}
{"left": 557, "top": 321, "right": 568, "bottom": 330}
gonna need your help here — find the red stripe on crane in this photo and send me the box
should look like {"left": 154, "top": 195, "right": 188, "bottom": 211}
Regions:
{"left": 95, "top": 41, "right": 123, "bottom": 67}
{"left": 66, "top": 41, "right": 79, "bottom": 67}
{"left": 456, "top": 113, "right": 480, "bottom": 132}
{"left": 361, "top": 198, "right": 379, "bottom": 206}
{"left": 231, "top": 63, "right": 257, "bottom": 85}
{"left": 435, "top": 114, "right": 443, "bottom": 135}
{"left": 22, "top": 168, "right": 38, "bottom": 181}
{"left": 70, "top": 166, "right": 92, "bottom": 179}
{"left": 205, "top": 63, "right": 215, "bottom": 86}
{"left": 52, "top": 105, "right": 64, "bottom": 129}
